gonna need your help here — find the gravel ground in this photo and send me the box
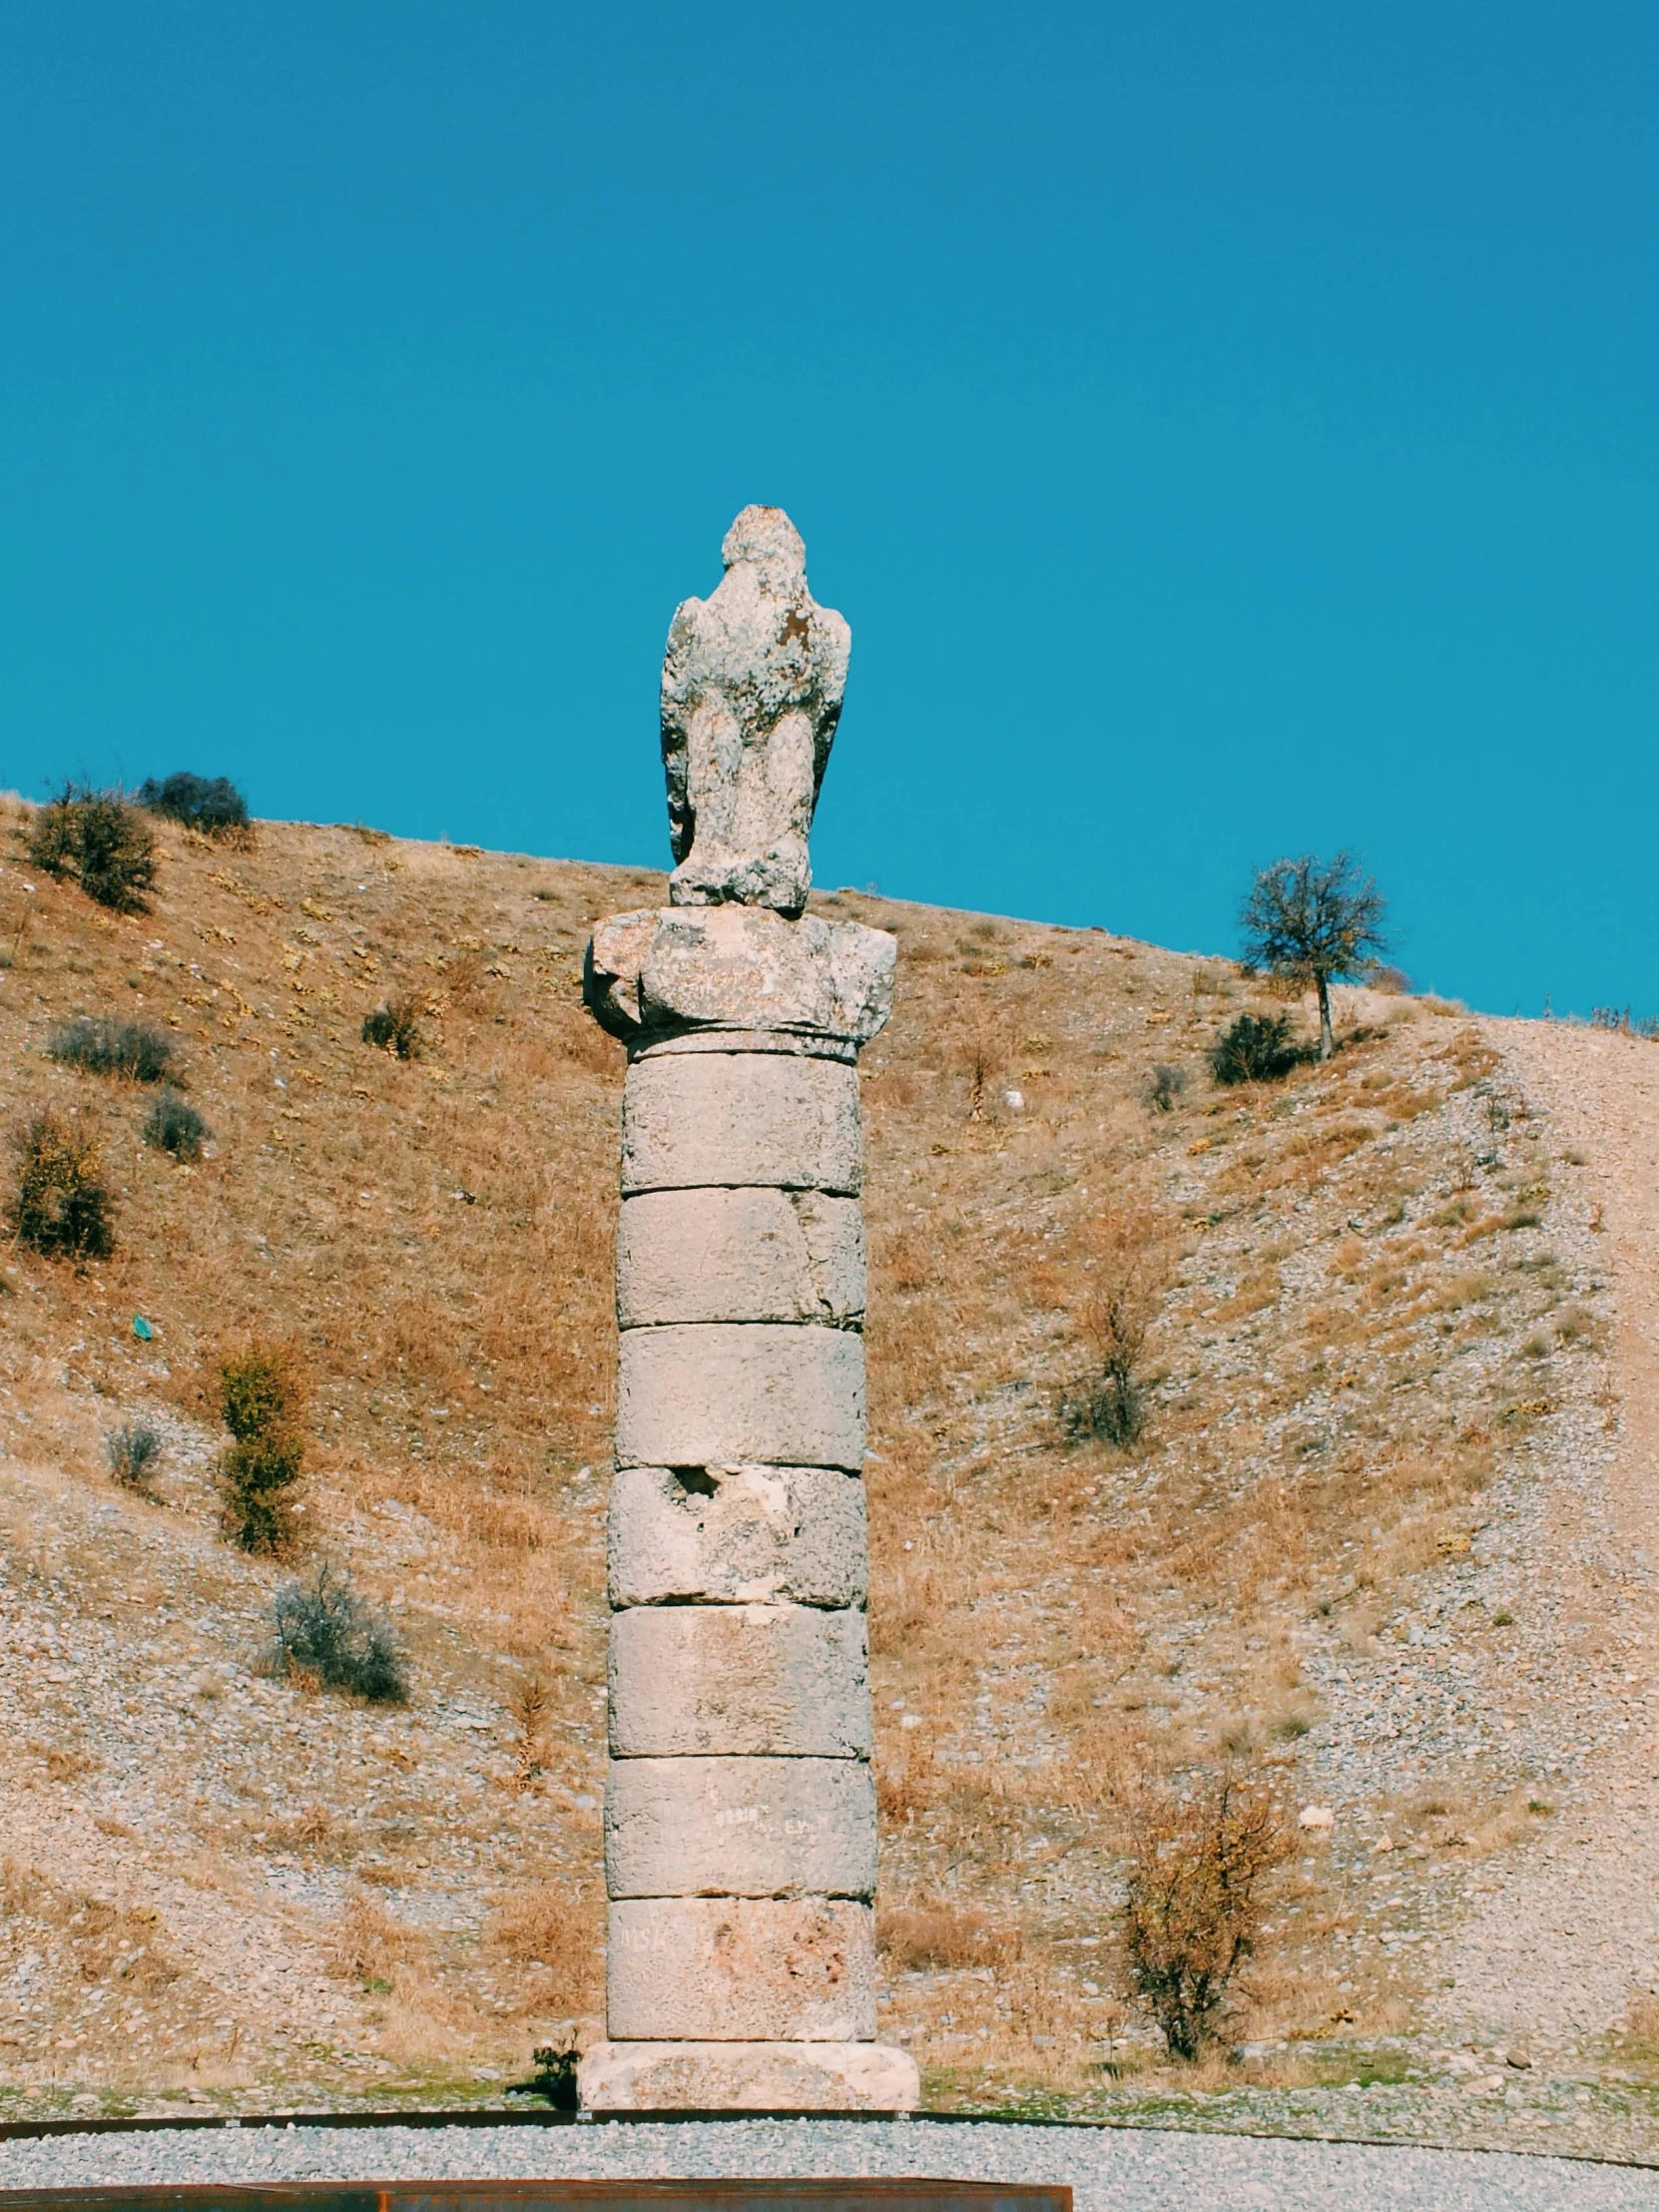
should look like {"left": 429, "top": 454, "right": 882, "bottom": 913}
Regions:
{"left": 0, "top": 2118, "right": 1654, "bottom": 2211}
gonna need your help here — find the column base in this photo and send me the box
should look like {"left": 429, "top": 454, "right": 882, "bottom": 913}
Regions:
{"left": 577, "top": 2038, "right": 920, "bottom": 2113}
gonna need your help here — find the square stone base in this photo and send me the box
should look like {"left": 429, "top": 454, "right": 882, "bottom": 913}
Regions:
{"left": 577, "top": 2037, "right": 920, "bottom": 2112}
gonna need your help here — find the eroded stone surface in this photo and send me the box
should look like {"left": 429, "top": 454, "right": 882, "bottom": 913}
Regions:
{"left": 578, "top": 2037, "right": 919, "bottom": 2111}
{"left": 605, "top": 1755, "right": 876, "bottom": 1899}
{"left": 609, "top": 1602, "right": 870, "bottom": 1758}
{"left": 660, "top": 506, "right": 849, "bottom": 915}
{"left": 606, "top": 1896, "right": 875, "bottom": 2040}
{"left": 616, "top": 1323, "right": 864, "bottom": 1471}
{"left": 621, "top": 1053, "right": 861, "bottom": 1196}
{"left": 585, "top": 904, "right": 893, "bottom": 1045}
{"left": 617, "top": 1188, "right": 864, "bottom": 1329}
{"left": 609, "top": 1464, "right": 867, "bottom": 1608}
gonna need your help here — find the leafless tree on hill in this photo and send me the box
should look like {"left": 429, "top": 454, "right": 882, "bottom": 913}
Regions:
{"left": 1240, "top": 849, "right": 1389, "bottom": 1061}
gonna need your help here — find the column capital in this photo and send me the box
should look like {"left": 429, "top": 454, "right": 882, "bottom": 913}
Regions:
{"left": 584, "top": 903, "right": 893, "bottom": 1052}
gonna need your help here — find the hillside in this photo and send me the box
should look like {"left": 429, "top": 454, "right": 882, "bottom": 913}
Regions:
{"left": 1, "top": 799, "right": 1655, "bottom": 2155}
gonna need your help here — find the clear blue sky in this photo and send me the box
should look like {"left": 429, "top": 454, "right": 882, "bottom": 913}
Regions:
{"left": 2, "top": 3, "right": 1654, "bottom": 1015}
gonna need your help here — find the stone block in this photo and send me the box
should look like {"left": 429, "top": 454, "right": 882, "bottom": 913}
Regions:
{"left": 621, "top": 1053, "right": 861, "bottom": 1196}
{"left": 586, "top": 905, "right": 894, "bottom": 1045}
{"left": 617, "top": 1187, "right": 864, "bottom": 1328}
{"left": 605, "top": 1756, "right": 876, "bottom": 1899}
{"left": 578, "top": 2037, "right": 920, "bottom": 2112}
{"left": 606, "top": 1897, "right": 875, "bottom": 2041}
{"left": 616, "top": 1323, "right": 864, "bottom": 1471}
{"left": 608, "top": 1464, "right": 867, "bottom": 1608}
{"left": 609, "top": 1602, "right": 869, "bottom": 1758}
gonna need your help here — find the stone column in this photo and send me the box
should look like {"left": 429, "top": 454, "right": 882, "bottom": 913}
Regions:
{"left": 575, "top": 510, "right": 919, "bottom": 2113}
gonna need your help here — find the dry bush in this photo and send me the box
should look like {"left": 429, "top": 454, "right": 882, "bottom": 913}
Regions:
{"left": 145, "top": 1088, "right": 209, "bottom": 1160}
{"left": 509, "top": 1675, "right": 549, "bottom": 1790}
{"left": 960, "top": 1029, "right": 1005, "bottom": 1121}
{"left": 1145, "top": 1062, "right": 1189, "bottom": 1112}
{"left": 1122, "top": 1771, "right": 1290, "bottom": 2058}
{"left": 13, "top": 1108, "right": 114, "bottom": 1260}
{"left": 269, "top": 1563, "right": 407, "bottom": 1702}
{"left": 1059, "top": 1204, "right": 1171, "bottom": 1447}
{"left": 879, "top": 1902, "right": 1022, "bottom": 1969}
{"left": 28, "top": 785, "right": 157, "bottom": 912}
{"left": 106, "top": 1421, "right": 161, "bottom": 1488}
{"left": 48, "top": 1016, "right": 176, "bottom": 1082}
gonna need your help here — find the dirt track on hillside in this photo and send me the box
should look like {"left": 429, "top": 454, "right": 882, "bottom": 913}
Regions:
{"left": 1428, "top": 1020, "right": 1659, "bottom": 2047}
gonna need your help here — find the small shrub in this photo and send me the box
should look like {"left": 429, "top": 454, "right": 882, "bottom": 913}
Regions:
{"left": 1145, "top": 1063, "right": 1188, "bottom": 1113}
{"left": 1062, "top": 1365, "right": 1146, "bottom": 1448}
{"left": 218, "top": 1341, "right": 305, "bottom": 1554}
{"left": 24, "top": 793, "right": 81, "bottom": 878}
{"left": 106, "top": 1421, "right": 161, "bottom": 1487}
{"left": 1122, "top": 1773, "right": 1288, "bottom": 2059}
{"left": 269, "top": 1563, "right": 407, "bottom": 1702}
{"left": 527, "top": 2030, "right": 581, "bottom": 2112}
{"left": 1060, "top": 1206, "right": 1169, "bottom": 1449}
{"left": 27, "top": 786, "right": 156, "bottom": 913}
{"left": 1208, "top": 1010, "right": 1306, "bottom": 1085}
{"left": 13, "top": 1110, "right": 114, "bottom": 1259}
{"left": 137, "top": 772, "right": 250, "bottom": 835}
{"left": 48, "top": 1016, "right": 175, "bottom": 1083}
{"left": 1366, "top": 963, "right": 1412, "bottom": 995}
{"left": 361, "top": 994, "right": 421, "bottom": 1059}
{"left": 144, "top": 1087, "right": 208, "bottom": 1161}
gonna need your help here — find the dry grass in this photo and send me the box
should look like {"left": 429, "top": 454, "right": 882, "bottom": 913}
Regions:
{"left": 488, "top": 1878, "right": 604, "bottom": 2021}
{"left": 0, "top": 800, "right": 1591, "bottom": 2101}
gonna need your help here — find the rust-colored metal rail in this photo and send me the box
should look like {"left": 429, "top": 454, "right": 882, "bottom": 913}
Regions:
{"left": 0, "top": 2183, "right": 1070, "bottom": 2212}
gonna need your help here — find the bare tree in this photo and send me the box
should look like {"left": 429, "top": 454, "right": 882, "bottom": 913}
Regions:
{"left": 1239, "top": 851, "right": 1388, "bottom": 1061}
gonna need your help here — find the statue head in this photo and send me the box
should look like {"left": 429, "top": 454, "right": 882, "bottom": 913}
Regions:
{"left": 720, "top": 505, "right": 807, "bottom": 589}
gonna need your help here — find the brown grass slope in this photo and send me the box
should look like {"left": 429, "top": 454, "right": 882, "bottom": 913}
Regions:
{"left": 0, "top": 799, "right": 1643, "bottom": 2134}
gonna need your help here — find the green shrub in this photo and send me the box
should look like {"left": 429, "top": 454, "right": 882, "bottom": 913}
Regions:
{"left": 138, "top": 772, "right": 249, "bottom": 835}
{"left": 27, "top": 786, "right": 157, "bottom": 913}
{"left": 13, "top": 1110, "right": 114, "bottom": 1260}
{"left": 144, "top": 1087, "right": 208, "bottom": 1160}
{"left": 48, "top": 1016, "right": 174, "bottom": 1082}
{"left": 269, "top": 1563, "right": 407, "bottom": 1702}
{"left": 218, "top": 1343, "right": 304, "bottom": 1554}
{"left": 107, "top": 1422, "right": 161, "bottom": 1487}
{"left": 361, "top": 994, "right": 421, "bottom": 1059}
{"left": 1208, "top": 1010, "right": 1306, "bottom": 1085}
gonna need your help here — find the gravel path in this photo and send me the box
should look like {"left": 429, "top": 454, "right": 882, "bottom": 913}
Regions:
{"left": 0, "top": 2118, "right": 1653, "bottom": 2211}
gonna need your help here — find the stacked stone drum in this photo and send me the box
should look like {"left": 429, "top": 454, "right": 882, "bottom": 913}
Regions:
{"left": 575, "top": 506, "right": 918, "bottom": 2111}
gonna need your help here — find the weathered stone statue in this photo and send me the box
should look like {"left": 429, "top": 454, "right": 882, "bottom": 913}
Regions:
{"left": 660, "top": 505, "right": 849, "bottom": 916}
{"left": 577, "top": 507, "right": 918, "bottom": 2112}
